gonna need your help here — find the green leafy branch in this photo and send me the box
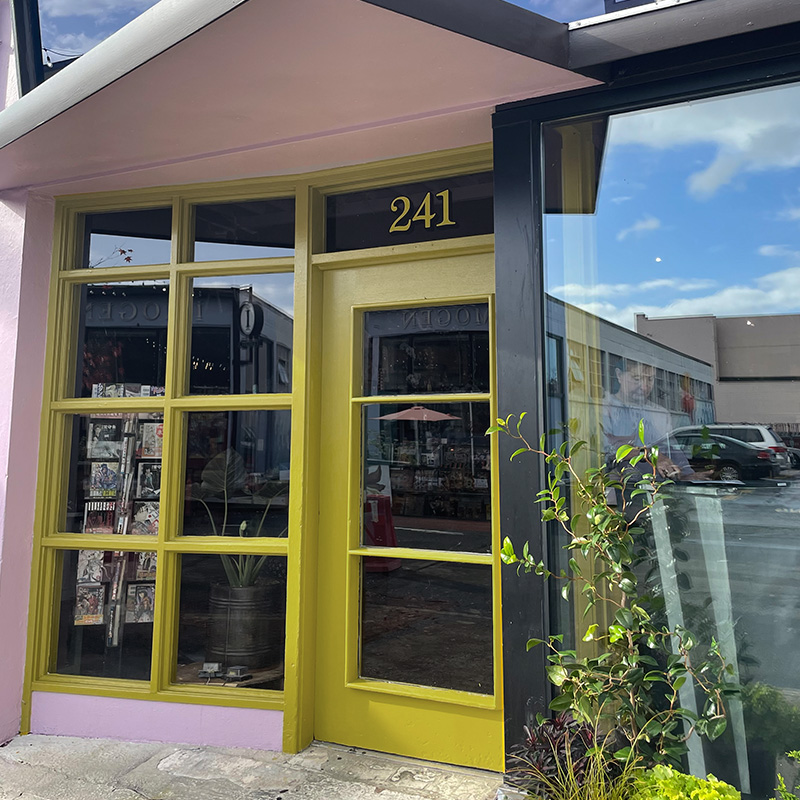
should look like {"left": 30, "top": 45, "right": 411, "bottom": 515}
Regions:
{"left": 487, "top": 414, "right": 739, "bottom": 766}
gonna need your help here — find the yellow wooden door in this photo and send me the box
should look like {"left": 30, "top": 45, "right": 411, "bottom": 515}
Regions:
{"left": 314, "top": 251, "right": 503, "bottom": 770}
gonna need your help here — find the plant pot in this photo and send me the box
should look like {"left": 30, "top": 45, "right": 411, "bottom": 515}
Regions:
{"left": 206, "top": 583, "right": 283, "bottom": 670}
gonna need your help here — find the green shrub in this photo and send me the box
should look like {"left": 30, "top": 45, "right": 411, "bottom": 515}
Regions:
{"left": 776, "top": 750, "right": 800, "bottom": 800}
{"left": 631, "top": 765, "right": 740, "bottom": 800}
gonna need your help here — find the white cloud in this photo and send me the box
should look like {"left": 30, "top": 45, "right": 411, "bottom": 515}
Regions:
{"left": 553, "top": 277, "right": 716, "bottom": 301}
{"left": 555, "top": 259, "right": 800, "bottom": 329}
{"left": 609, "top": 84, "right": 800, "bottom": 199}
{"left": 617, "top": 215, "right": 661, "bottom": 241}
{"left": 45, "top": 31, "right": 108, "bottom": 57}
{"left": 778, "top": 207, "right": 800, "bottom": 222}
{"left": 758, "top": 244, "right": 800, "bottom": 259}
{"left": 40, "top": 0, "right": 156, "bottom": 18}
{"left": 611, "top": 196, "right": 633, "bottom": 204}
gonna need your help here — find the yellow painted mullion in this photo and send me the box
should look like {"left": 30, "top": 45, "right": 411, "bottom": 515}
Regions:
{"left": 30, "top": 677, "right": 284, "bottom": 711}
{"left": 161, "top": 538, "right": 289, "bottom": 555}
{"left": 59, "top": 264, "right": 171, "bottom": 284}
{"left": 168, "top": 393, "right": 292, "bottom": 412}
{"left": 282, "top": 181, "right": 319, "bottom": 754}
{"left": 153, "top": 548, "right": 178, "bottom": 693}
{"left": 346, "top": 547, "right": 493, "bottom": 565}
{"left": 51, "top": 397, "right": 166, "bottom": 413}
{"left": 345, "top": 679, "right": 497, "bottom": 710}
{"left": 352, "top": 393, "right": 491, "bottom": 406}
{"left": 40, "top": 535, "right": 163, "bottom": 551}
{"left": 173, "top": 196, "right": 192, "bottom": 265}
{"left": 174, "top": 257, "right": 295, "bottom": 276}
{"left": 313, "top": 234, "right": 494, "bottom": 270}
{"left": 487, "top": 294, "right": 504, "bottom": 735}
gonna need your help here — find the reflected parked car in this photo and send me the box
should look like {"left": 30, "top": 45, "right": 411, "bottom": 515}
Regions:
{"left": 672, "top": 432, "right": 778, "bottom": 481}
{"left": 671, "top": 424, "right": 790, "bottom": 470}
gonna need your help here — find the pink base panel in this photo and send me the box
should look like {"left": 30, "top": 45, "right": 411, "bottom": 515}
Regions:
{"left": 30, "top": 692, "right": 283, "bottom": 750}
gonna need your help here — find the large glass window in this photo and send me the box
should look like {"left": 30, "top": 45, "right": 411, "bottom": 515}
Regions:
{"left": 39, "top": 190, "right": 294, "bottom": 704}
{"left": 542, "top": 81, "right": 800, "bottom": 795}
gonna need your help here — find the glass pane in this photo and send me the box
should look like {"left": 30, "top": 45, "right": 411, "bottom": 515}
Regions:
{"left": 360, "top": 559, "right": 493, "bottom": 694}
{"left": 182, "top": 410, "right": 290, "bottom": 536}
{"left": 64, "top": 413, "right": 163, "bottom": 535}
{"left": 193, "top": 199, "right": 294, "bottom": 261}
{"left": 363, "top": 303, "right": 490, "bottom": 395}
{"left": 541, "top": 81, "right": 800, "bottom": 796}
{"left": 189, "top": 273, "right": 294, "bottom": 394}
{"left": 55, "top": 549, "right": 156, "bottom": 679}
{"left": 176, "top": 553, "right": 285, "bottom": 689}
{"left": 81, "top": 208, "right": 172, "bottom": 268}
{"left": 326, "top": 172, "right": 493, "bottom": 252}
{"left": 362, "top": 402, "right": 491, "bottom": 553}
{"left": 76, "top": 282, "right": 169, "bottom": 398}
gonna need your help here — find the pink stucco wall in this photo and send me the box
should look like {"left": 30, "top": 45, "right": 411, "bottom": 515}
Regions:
{"left": 0, "top": 190, "right": 53, "bottom": 742}
{"left": 31, "top": 693, "right": 283, "bottom": 750}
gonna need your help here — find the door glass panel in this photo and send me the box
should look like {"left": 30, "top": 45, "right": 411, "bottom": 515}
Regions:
{"left": 360, "top": 559, "right": 493, "bottom": 694}
{"left": 363, "top": 303, "right": 489, "bottom": 396}
{"left": 362, "top": 402, "right": 491, "bottom": 553}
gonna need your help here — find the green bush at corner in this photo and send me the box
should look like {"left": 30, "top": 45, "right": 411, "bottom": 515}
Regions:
{"left": 631, "top": 766, "right": 740, "bottom": 800}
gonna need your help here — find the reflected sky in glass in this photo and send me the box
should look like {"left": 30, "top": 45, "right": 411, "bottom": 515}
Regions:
{"left": 545, "top": 82, "right": 800, "bottom": 329}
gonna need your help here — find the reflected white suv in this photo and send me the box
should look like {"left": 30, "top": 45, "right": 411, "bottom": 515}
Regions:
{"left": 670, "top": 424, "right": 790, "bottom": 470}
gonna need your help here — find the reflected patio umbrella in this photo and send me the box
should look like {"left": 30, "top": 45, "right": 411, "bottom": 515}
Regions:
{"left": 376, "top": 405, "right": 461, "bottom": 464}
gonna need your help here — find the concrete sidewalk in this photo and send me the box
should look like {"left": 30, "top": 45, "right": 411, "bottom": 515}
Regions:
{"left": 0, "top": 735, "right": 507, "bottom": 800}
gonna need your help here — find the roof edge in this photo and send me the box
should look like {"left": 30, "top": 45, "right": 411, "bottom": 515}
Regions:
{"left": 361, "top": 0, "right": 569, "bottom": 69}
{"left": 0, "top": 0, "right": 251, "bottom": 151}
{"left": 569, "top": 0, "right": 800, "bottom": 71}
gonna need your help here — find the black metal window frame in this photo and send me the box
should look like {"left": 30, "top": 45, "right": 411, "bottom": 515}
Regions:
{"left": 491, "top": 50, "right": 800, "bottom": 761}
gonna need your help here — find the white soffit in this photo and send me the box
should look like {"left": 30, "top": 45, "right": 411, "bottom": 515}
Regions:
{"left": 0, "top": 0, "right": 598, "bottom": 192}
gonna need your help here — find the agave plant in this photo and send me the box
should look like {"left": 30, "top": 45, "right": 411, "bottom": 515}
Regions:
{"left": 191, "top": 447, "right": 288, "bottom": 587}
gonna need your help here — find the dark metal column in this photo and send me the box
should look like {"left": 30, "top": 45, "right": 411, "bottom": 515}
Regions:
{"left": 492, "top": 116, "right": 550, "bottom": 759}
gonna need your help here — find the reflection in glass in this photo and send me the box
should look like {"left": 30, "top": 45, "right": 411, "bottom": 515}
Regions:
{"left": 193, "top": 199, "right": 294, "bottom": 262}
{"left": 55, "top": 549, "right": 156, "bottom": 679}
{"left": 360, "top": 559, "right": 492, "bottom": 694}
{"left": 64, "top": 413, "right": 164, "bottom": 534}
{"left": 362, "top": 402, "right": 491, "bottom": 553}
{"left": 541, "top": 82, "right": 800, "bottom": 796}
{"left": 189, "top": 274, "right": 294, "bottom": 395}
{"left": 81, "top": 208, "right": 172, "bottom": 268}
{"left": 75, "top": 282, "right": 169, "bottom": 398}
{"left": 176, "top": 553, "right": 285, "bottom": 689}
{"left": 363, "top": 303, "right": 489, "bottom": 395}
{"left": 182, "top": 410, "right": 290, "bottom": 536}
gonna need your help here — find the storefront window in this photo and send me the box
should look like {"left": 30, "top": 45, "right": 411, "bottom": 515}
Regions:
{"left": 182, "top": 410, "right": 290, "bottom": 537}
{"left": 56, "top": 549, "right": 156, "bottom": 680}
{"left": 75, "top": 282, "right": 169, "bottom": 398}
{"left": 190, "top": 273, "right": 294, "bottom": 394}
{"left": 80, "top": 208, "right": 172, "bottom": 269}
{"left": 542, "top": 81, "right": 800, "bottom": 794}
{"left": 41, "top": 191, "right": 294, "bottom": 703}
{"left": 176, "top": 553, "right": 286, "bottom": 689}
{"left": 63, "top": 413, "right": 164, "bottom": 534}
{"left": 193, "top": 199, "right": 294, "bottom": 261}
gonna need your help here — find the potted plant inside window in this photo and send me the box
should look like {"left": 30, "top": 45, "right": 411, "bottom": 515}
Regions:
{"left": 190, "top": 448, "right": 288, "bottom": 672}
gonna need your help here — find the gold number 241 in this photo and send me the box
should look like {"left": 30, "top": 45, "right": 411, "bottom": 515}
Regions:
{"left": 389, "top": 190, "right": 456, "bottom": 233}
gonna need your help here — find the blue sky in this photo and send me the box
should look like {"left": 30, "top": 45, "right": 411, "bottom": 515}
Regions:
{"left": 545, "top": 81, "right": 800, "bottom": 328}
{"left": 39, "top": 0, "right": 605, "bottom": 62}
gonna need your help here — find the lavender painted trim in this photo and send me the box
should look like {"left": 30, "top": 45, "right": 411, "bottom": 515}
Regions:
{"left": 30, "top": 692, "right": 283, "bottom": 751}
